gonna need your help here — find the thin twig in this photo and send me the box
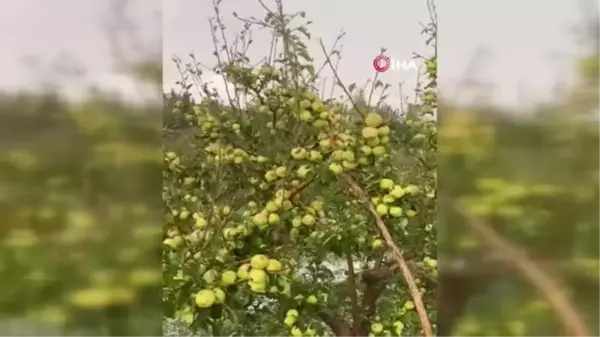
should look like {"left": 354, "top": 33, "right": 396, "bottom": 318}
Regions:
{"left": 452, "top": 199, "right": 590, "bottom": 337}
{"left": 341, "top": 173, "right": 433, "bottom": 337}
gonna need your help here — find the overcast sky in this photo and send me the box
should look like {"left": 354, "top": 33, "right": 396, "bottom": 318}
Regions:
{"left": 0, "top": 0, "right": 591, "bottom": 108}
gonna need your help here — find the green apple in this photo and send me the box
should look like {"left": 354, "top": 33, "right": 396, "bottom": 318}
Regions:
{"left": 377, "top": 125, "right": 390, "bottom": 136}
{"left": 286, "top": 309, "right": 299, "bottom": 318}
{"left": 291, "top": 326, "right": 303, "bottom": 337}
{"left": 221, "top": 206, "right": 231, "bottom": 216}
{"left": 393, "top": 321, "right": 405, "bottom": 335}
{"left": 268, "top": 213, "right": 280, "bottom": 224}
{"left": 379, "top": 179, "right": 394, "bottom": 190}
{"left": 328, "top": 163, "right": 343, "bottom": 175}
{"left": 252, "top": 212, "right": 268, "bottom": 227}
{"left": 249, "top": 269, "right": 267, "bottom": 284}
{"left": 275, "top": 166, "right": 287, "bottom": 177}
{"left": 291, "top": 147, "right": 308, "bottom": 160}
{"left": 299, "top": 110, "right": 313, "bottom": 122}
{"left": 389, "top": 206, "right": 403, "bottom": 217}
{"left": 370, "top": 323, "right": 384, "bottom": 334}
{"left": 306, "top": 295, "right": 318, "bottom": 304}
{"left": 195, "top": 289, "right": 216, "bottom": 308}
{"left": 266, "top": 259, "right": 283, "bottom": 272}
{"left": 302, "top": 214, "right": 316, "bottom": 226}
{"left": 284, "top": 315, "right": 296, "bottom": 327}
{"left": 406, "top": 210, "right": 417, "bottom": 217}
{"left": 371, "top": 239, "right": 384, "bottom": 249}
{"left": 362, "top": 127, "right": 379, "bottom": 139}
{"left": 266, "top": 201, "right": 279, "bottom": 212}
{"left": 213, "top": 288, "right": 226, "bottom": 303}
{"left": 319, "top": 139, "right": 332, "bottom": 150}
{"left": 365, "top": 112, "right": 383, "bottom": 127}
{"left": 265, "top": 170, "right": 278, "bottom": 182}
{"left": 342, "top": 160, "right": 358, "bottom": 169}
{"left": 342, "top": 151, "right": 355, "bottom": 162}
{"left": 360, "top": 145, "right": 373, "bottom": 155}
{"left": 306, "top": 150, "right": 320, "bottom": 162}
{"left": 404, "top": 300, "right": 415, "bottom": 310}
{"left": 372, "top": 145, "right": 387, "bottom": 157}
{"left": 220, "top": 270, "right": 237, "bottom": 287}
{"left": 250, "top": 254, "right": 270, "bottom": 270}
{"left": 389, "top": 186, "right": 405, "bottom": 198}
{"left": 331, "top": 150, "right": 345, "bottom": 162}
{"left": 237, "top": 263, "right": 251, "bottom": 280}
{"left": 291, "top": 216, "right": 303, "bottom": 227}
{"left": 382, "top": 195, "right": 396, "bottom": 204}
{"left": 405, "top": 184, "right": 420, "bottom": 195}
{"left": 376, "top": 204, "right": 388, "bottom": 216}
{"left": 248, "top": 280, "right": 266, "bottom": 293}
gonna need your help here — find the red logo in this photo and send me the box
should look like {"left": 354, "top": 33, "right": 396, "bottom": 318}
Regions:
{"left": 373, "top": 55, "right": 391, "bottom": 72}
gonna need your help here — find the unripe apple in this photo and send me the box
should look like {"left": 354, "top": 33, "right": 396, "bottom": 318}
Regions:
{"left": 305, "top": 327, "right": 317, "bottom": 336}
{"left": 179, "top": 210, "right": 190, "bottom": 219}
{"left": 249, "top": 269, "right": 267, "bottom": 284}
{"left": 377, "top": 125, "right": 390, "bottom": 136}
{"left": 389, "top": 206, "right": 403, "bottom": 217}
{"left": 237, "top": 263, "right": 251, "bottom": 280}
{"left": 284, "top": 315, "right": 296, "bottom": 327}
{"left": 372, "top": 146, "right": 386, "bottom": 157}
{"left": 221, "top": 206, "right": 231, "bottom": 216}
{"left": 360, "top": 145, "right": 373, "bottom": 155}
{"left": 405, "top": 184, "right": 420, "bottom": 195}
{"left": 371, "top": 323, "right": 384, "bottom": 334}
{"left": 291, "top": 326, "right": 303, "bottom": 337}
{"left": 163, "top": 236, "right": 183, "bottom": 249}
{"left": 379, "top": 178, "right": 394, "bottom": 190}
{"left": 291, "top": 216, "right": 303, "bottom": 227}
{"left": 389, "top": 186, "right": 405, "bottom": 198}
{"left": 404, "top": 300, "right": 415, "bottom": 310}
{"left": 371, "top": 239, "right": 384, "bottom": 249}
{"left": 275, "top": 166, "right": 287, "bottom": 177}
{"left": 300, "top": 99, "right": 311, "bottom": 109}
{"left": 265, "top": 170, "right": 278, "bottom": 182}
{"left": 382, "top": 195, "right": 396, "bottom": 204}
{"left": 306, "top": 295, "right": 318, "bottom": 304}
{"left": 319, "top": 139, "right": 332, "bottom": 150}
{"left": 266, "top": 259, "right": 283, "bottom": 272}
{"left": 362, "top": 127, "right": 379, "bottom": 139}
{"left": 249, "top": 280, "right": 266, "bottom": 293}
{"left": 256, "top": 156, "right": 268, "bottom": 163}
{"left": 309, "top": 150, "right": 323, "bottom": 161}
{"left": 376, "top": 204, "right": 388, "bottom": 216}
{"left": 328, "top": 163, "right": 343, "bottom": 175}
{"left": 331, "top": 150, "right": 345, "bottom": 162}
{"left": 166, "top": 151, "right": 177, "bottom": 160}
{"left": 313, "top": 119, "right": 329, "bottom": 129}
{"left": 195, "top": 289, "right": 216, "bottom": 308}
{"left": 365, "top": 112, "right": 383, "bottom": 127}
{"left": 252, "top": 212, "right": 268, "bottom": 227}
{"left": 406, "top": 209, "right": 417, "bottom": 217}
{"left": 250, "top": 254, "right": 270, "bottom": 270}
{"left": 342, "top": 151, "right": 355, "bottom": 162}
{"left": 393, "top": 321, "right": 405, "bottom": 335}
{"left": 266, "top": 201, "right": 279, "bottom": 212}
{"left": 220, "top": 270, "right": 237, "bottom": 287}
{"left": 300, "top": 110, "right": 313, "bottom": 122}
{"left": 213, "top": 288, "right": 226, "bottom": 303}
{"left": 342, "top": 160, "right": 358, "bottom": 169}
{"left": 268, "top": 213, "right": 280, "bottom": 224}
{"left": 301, "top": 214, "right": 316, "bottom": 226}
{"left": 291, "top": 147, "right": 308, "bottom": 160}
{"left": 287, "top": 309, "right": 299, "bottom": 318}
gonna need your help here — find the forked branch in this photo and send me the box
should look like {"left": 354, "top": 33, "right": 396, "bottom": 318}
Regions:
{"left": 341, "top": 173, "right": 433, "bottom": 337}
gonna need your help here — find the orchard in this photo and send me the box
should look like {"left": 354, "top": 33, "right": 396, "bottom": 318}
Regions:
{"left": 163, "top": 1, "right": 438, "bottom": 336}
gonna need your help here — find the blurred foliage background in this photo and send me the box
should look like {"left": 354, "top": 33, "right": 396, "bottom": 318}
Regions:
{"left": 0, "top": 0, "right": 163, "bottom": 335}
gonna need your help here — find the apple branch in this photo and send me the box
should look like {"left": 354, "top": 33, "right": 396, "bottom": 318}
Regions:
{"left": 452, "top": 199, "right": 590, "bottom": 337}
{"left": 341, "top": 173, "right": 433, "bottom": 337}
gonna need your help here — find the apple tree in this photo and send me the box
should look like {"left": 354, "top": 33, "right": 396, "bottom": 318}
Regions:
{"left": 162, "top": 1, "right": 438, "bottom": 336}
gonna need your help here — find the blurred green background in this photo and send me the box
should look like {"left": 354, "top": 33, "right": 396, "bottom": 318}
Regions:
{"left": 0, "top": 0, "right": 163, "bottom": 335}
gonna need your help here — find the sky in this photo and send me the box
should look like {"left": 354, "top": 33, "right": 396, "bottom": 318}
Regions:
{"left": 0, "top": 0, "right": 592, "bottom": 109}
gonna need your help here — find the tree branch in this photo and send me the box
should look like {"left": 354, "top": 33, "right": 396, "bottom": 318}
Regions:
{"left": 452, "top": 199, "right": 590, "bottom": 337}
{"left": 341, "top": 173, "right": 433, "bottom": 337}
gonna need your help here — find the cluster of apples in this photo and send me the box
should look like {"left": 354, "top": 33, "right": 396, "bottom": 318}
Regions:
{"left": 194, "top": 254, "right": 286, "bottom": 309}
{"left": 371, "top": 178, "right": 421, "bottom": 219}
{"left": 283, "top": 309, "right": 323, "bottom": 337}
